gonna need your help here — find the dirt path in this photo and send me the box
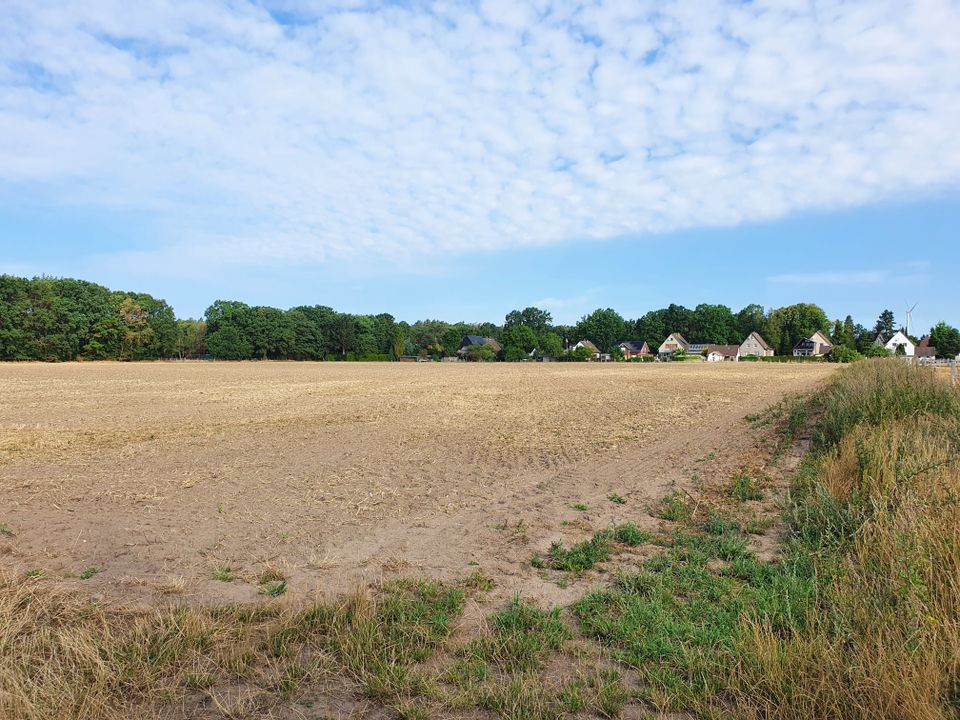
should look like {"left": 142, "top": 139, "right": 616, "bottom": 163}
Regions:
{"left": 0, "top": 361, "right": 834, "bottom": 607}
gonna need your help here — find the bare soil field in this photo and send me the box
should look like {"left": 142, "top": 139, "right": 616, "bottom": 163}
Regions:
{"left": 0, "top": 361, "right": 834, "bottom": 608}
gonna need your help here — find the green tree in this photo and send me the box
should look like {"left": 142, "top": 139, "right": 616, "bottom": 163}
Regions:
{"left": 174, "top": 320, "right": 206, "bottom": 359}
{"left": 842, "top": 315, "right": 857, "bottom": 348}
{"left": 576, "top": 308, "right": 628, "bottom": 353}
{"left": 735, "top": 304, "right": 766, "bottom": 342}
{"left": 830, "top": 345, "right": 862, "bottom": 363}
{"left": 538, "top": 332, "right": 564, "bottom": 358}
{"left": 929, "top": 322, "right": 960, "bottom": 359}
{"left": 324, "top": 313, "right": 357, "bottom": 357}
{"left": 765, "top": 303, "right": 830, "bottom": 356}
{"left": 873, "top": 310, "right": 896, "bottom": 341}
{"left": 504, "top": 307, "right": 552, "bottom": 335}
{"left": 690, "top": 303, "right": 737, "bottom": 343}
{"left": 392, "top": 328, "right": 405, "bottom": 359}
{"left": 862, "top": 344, "right": 890, "bottom": 357}
{"left": 501, "top": 324, "right": 538, "bottom": 355}
{"left": 463, "top": 343, "right": 496, "bottom": 362}
{"left": 205, "top": 324, "right": 252, "bottom": 360}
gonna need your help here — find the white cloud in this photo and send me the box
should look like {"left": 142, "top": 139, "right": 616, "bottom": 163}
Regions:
{"left": 2, "top": 0, "right": 960, "bottom": 269}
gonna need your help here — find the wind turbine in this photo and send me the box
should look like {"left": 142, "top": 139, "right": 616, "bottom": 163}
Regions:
{"left": 905, "top": 302, "right": 917, "bottom": 337}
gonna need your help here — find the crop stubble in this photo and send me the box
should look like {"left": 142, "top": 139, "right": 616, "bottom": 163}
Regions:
{"left": 0, "top": 361, "right": 834, "bottom": 605}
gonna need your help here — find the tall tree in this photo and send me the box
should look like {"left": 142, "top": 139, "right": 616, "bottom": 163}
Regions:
{"left": 734, "top": 304, "right": 766, "bottom": 342}
{"left": 576, "top": 308, "right": 628, "bottom": 353}
{"left": 504, "top": 307, "right": 552, "bottom": 335}
{"left": 501, "top": 324, "right": 538, "bottom": 357}
{"left": 690, "top": 304, "right": 737, "bottom": 344}
{"left": 929, "top": 322, "right": 960, "bottom": 359}
{"left": 765, "top": 303, "right": 830, "bottom": 356}
{"left": 873, "top": 310, "right": 896, "bottom": 341}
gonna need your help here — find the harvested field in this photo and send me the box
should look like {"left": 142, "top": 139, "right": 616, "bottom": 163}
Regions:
{"left": 0, "top": 361, "right": 834, "bottom": 608}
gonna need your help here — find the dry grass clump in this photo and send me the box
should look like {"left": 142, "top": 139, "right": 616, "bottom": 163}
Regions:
{"left": 729, "top": 361, "right": 960, "bottom": 720}
{"left": 0, "top": 577, "right": 466, "bottom": 720}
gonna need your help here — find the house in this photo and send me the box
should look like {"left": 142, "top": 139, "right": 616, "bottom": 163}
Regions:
{"left": 705, "top": 344, "right": 740, "bottom": 362}
{"left": 883, "top": 330, "right": 915, "bottom": 357}
{"left": 739, "top": 331, "right": 774, "bottom": 357}
{"left": 915, "top": 335, "right": 938, "bottom": 360}
{"left": 657, "top": 333, "right": 690, "bottom": 357}
{"left": 571, "top": 339, "right": 601, "bottom": 359}
{"left": 618, "top": 340, "right": 652, "bottom": 359}
{"left": 793, "top": 330, "right": 833, "bottom": 357}
{"left": 457, "top": 335, "right": 502, "bottom": 355}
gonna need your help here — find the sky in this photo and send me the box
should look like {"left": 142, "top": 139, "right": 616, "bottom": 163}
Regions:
{"left": 1, "top": 0, "right": 959, "bottom": 333}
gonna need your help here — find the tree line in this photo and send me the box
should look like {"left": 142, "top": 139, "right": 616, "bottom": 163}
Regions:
{"left": 1, "top": 274, "right": 958, "bottom": 361}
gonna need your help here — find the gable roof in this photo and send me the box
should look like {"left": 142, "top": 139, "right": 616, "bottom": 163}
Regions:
{"left": 809, "top": 330, "right": 832, "bottom": 345}
{"left": 459, "top": 335, "right": 502, "bottom": 353}
{"left": 575, "top": 339, "right": 599, "bottom": 352}
{"left": 743, "top": 331, "right": 772, "bottom": 351}
{"left": 706, "top": 344, "right": 740, "bottom": 357}
{"left": 618, "top": 340, "right": 650, "bottom": 352}
{"left": 916, "top": 335, "right": 937, "bottom": 357}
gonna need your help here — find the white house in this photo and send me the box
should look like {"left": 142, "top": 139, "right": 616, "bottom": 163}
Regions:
{"left": 571, "top": 339, "right": 601, "bottom": 359}
{"left": 739, "top": 331, "right": 774, "bottom": 357}
{"left": 883, "top": 330, "right": 915, "bottom": 357}
{"left": 705, "top": 345, "right": 740, "bottom": 362}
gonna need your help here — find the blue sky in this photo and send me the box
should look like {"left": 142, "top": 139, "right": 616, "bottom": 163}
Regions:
{"left": 1, "top": 1, "right": 959, "bottom": 333}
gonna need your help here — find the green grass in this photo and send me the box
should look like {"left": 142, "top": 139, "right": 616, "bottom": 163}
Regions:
{"left": 607, "top": 494, "right": 626, "bottom": 504}
{"left": 533, "top": 524, "right": 651, "bottom": 572}
{"left": 25, "top": 569, "right": 44, "bottom": 579}
{"left": 656, "top": 491, "right": 691, "bottom": 521}
{"left": 730, "top": 472, "right": 763, "bottom": 501}
{"left": 78, "top": 567, "right": 100, "bottom": 580}
{"left": 572, "top": 503, "right": 589, "bottom": 512}
{"left": 702, "top": 510, "right": 740, "bottom": 536}
{"left": 260, "top": 580, "right": 287, "bottom": 597}
{"left": 464, "top": 596, "right": 571, "bottom": 672}
{"left": 574, "top": 530, "right": 813, "bottom": 706}
{"left": 211, "top": 567, "right": 235, "bottom": 582}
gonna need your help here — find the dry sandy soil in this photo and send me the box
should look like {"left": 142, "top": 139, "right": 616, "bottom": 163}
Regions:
{"left": 0, "top": 361, "right": 834, "bottom": 608}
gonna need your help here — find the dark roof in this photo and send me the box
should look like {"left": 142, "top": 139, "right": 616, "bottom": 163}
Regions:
{"left": 707, "top": 344, "right": 740, "bottom": 356}
{"left": 459, "top": 335, "right": 502, "bottom": 353}
{"left": 745, "top": 331, "right": 772, "bottom": 351}
{"left": 618, "top": 340, "right": 649, "bottom": 352}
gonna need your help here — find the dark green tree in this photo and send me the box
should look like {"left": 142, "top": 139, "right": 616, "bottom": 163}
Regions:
{"left": 765, "top": 303, "right": 830, "bottom": 355}
{"left": 504, "top": 307, "right": 552, "bottom": 335}
{"left": 501, "top": 324, "right": 538, "bottom": 356}
{"left": 734, "top": 304, "right": 766, "bottom": 342}
{"left": 690, "top": 303, "right": 737, "bottom": 344}
{"left": 538, "top": 332, "right": 564, "bottom": 358}
{"left": 930, "top": 322, "right": 960, "bottom": 359}
{"left": 576, "top": 308, "right": 628, "bottom": 353}
{"left": 873, "top": 310, "right": 896, "bottom": 341}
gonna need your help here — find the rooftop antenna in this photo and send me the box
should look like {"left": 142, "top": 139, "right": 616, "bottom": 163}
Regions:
{"left": 905, "top": 302, "right": 917, "bottom": 337}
